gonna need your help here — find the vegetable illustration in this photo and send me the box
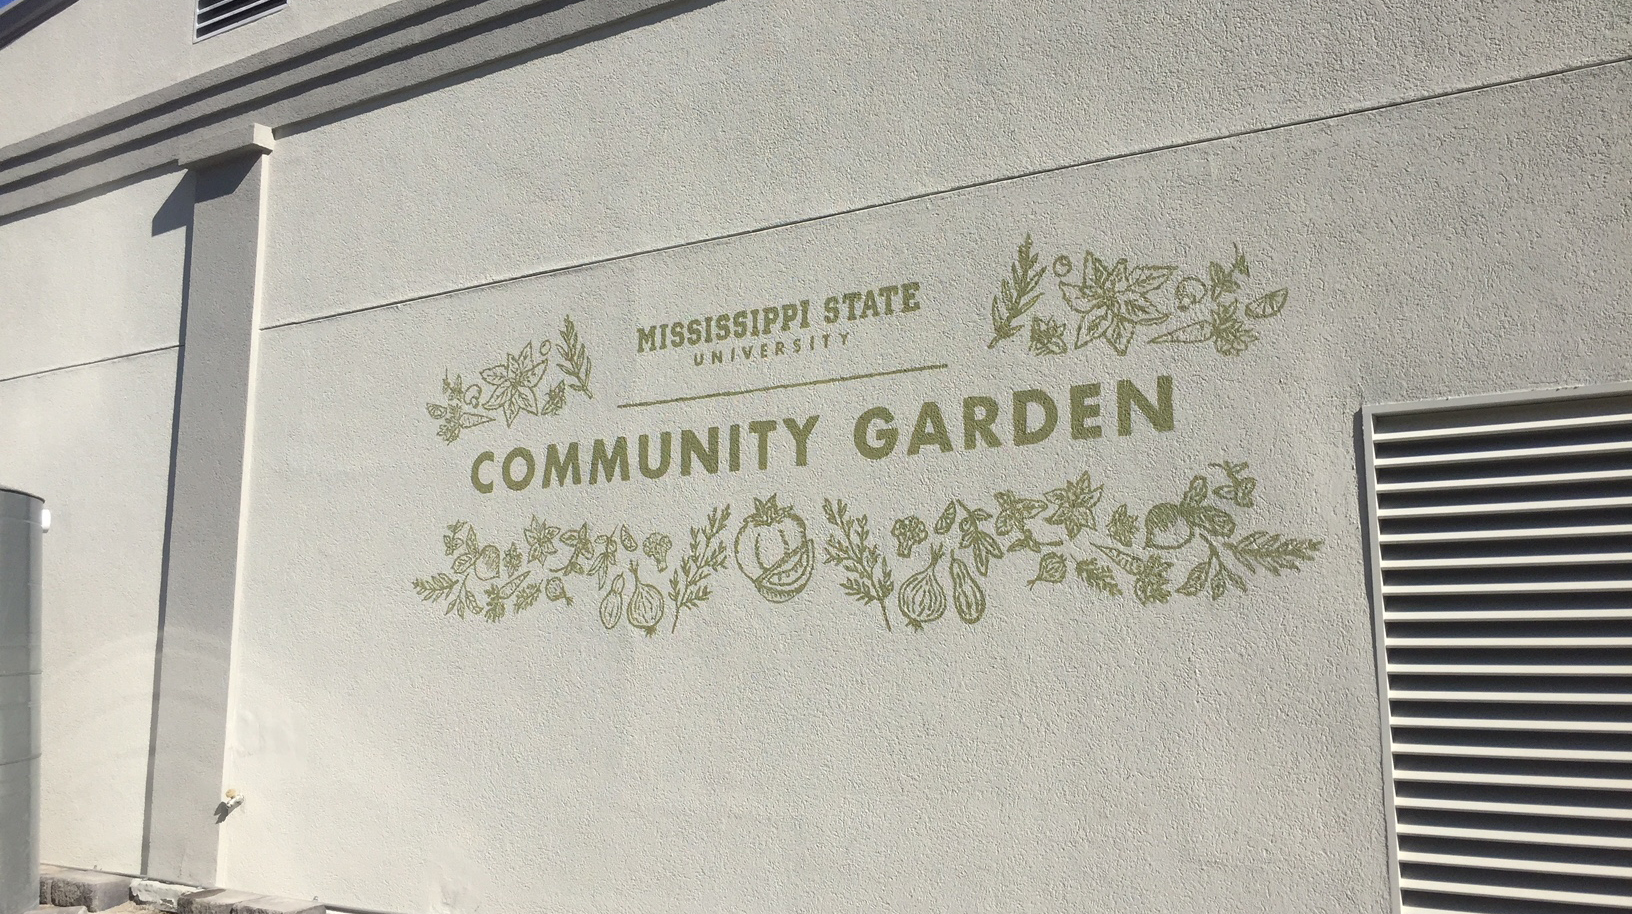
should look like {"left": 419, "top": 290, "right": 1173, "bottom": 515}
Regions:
{"left": 642, "top": 533, "right": 673, "bottom": 572}
{"left": 735, "top": 495, "right": 815, "bottom": 603}
{"left": 625, "top": 562, "right": 666, "bottom": 636}
{"left": 1143, "top": 503, "right": 1193, "bottom": 550}
{"left": 890, "top": 515, "right": 928, "bottom": 559}
{"left": 415, "top": 462, "right": 1323, "bottom": 630}
{"left": 949, "top": 553, "right": 986, "bottom": 624}
{"left": 599, "top": 575, "right": 625, "bottom": 629}
{"left": 544, "top": 576, "right": 572, "bottom": 606}
{"left": 473, "top": 544, "right": 503, "bottom": 581}
{"left": 897, "top": 545, "right": 948, "bottom": 630}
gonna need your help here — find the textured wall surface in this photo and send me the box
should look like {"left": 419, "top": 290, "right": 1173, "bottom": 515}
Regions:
{"left": 0, "top": 352, "right": 179, "bottom": 874}
{"left": 0, "top": 164, "right": 187, "bottom": 874}
{"left": 1, "top": 0, "right": 1629, "bottom": 909}
{"left": 260, "top": 0, "right": 1632, "bottom": 328}
{"left": 227, "top": 5, "right": 1630, "bottom": 904}
{"left": 0, "top": 172, "right": 188, "bottom": 380}
{"left": 0, "top": 0, "right": 400, "bottom": 148}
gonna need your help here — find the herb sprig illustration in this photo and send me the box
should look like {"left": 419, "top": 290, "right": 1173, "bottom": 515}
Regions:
{"left": 988, "top": 234, "right": 1047, "bottom": 348}
{"left": 669, "top": 505, "right": 731, "bottom": 632}
{"left": 821, "top": 499, "right": 896, "bottom": 631}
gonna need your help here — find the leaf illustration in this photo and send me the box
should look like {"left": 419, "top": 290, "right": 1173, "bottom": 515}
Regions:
{"left": 933, "top": 500, "right": 958, "bottom": 535}
{"left": 1175, "top": 559, "right": 1211, "bottom": 597}
{"left": 1132, "top": 555, "right": 1173, "bottom": 605}
{"left": 412, "top": 573, "right": 459, "bottom": 602}
{"left": 538, "top": 381, "right": 568, "bottom": 417}
{"left": 1210, "top": 561, "right": 1247, "bottom": 599}
{"left": 1245, "top": 289, "right": 1288, "bottom": 320}
{"left": 667, "top": 505, "right": 730, "bottom": 632}
{"left": 513, "top": 582, "right": 542, "bottom": 613}
{"left": 1225, "top": 533, "right": 1324, "bottom": 575}
{"left": 450, "top": 586, "right": 481, "bottom": 620}
{"left": 1148, "top": 320, "right": 1215, "bottom": 345}
{"left": 1074, "top": 558, "right": 1122, "bottom": 596}
{"left": 1126, "top": 264, "right": 1178, "bottom": 295}
{"left": 1185, "top": 503, "right": 1236, "bottom": 539}
{"left": 1180, "top": 476, "right": 1210, "bottom": 510}
{"left": 557, "top": 315, "right": 593, "bottom": 398}
{"left": 1028, "top": 315, "right": 1068, "bottom": 355}
{"left": 1027, "top": 552, "right": 1068, "bottom": 589}
{"left": 993, "top": 490, "right": 1047, "bottom": 537}
{"left": 822, "top": 499, "right": 895, "bottom": 630}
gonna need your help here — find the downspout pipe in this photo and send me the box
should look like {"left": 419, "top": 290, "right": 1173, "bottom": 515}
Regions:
{"left": 0, "top": 488, "right": 44, "bottom": 914}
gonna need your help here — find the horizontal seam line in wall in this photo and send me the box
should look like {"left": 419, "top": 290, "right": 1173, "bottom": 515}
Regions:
{"left": 260, "top": 51, "right": 1632, "bottom": 333}
{"left": 0, "top": 343, "right": 180, "bottom": 385}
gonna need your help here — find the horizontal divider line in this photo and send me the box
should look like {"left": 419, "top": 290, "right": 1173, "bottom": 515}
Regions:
{"left": 616, "top": 363, "right": 948, "bottom": 409}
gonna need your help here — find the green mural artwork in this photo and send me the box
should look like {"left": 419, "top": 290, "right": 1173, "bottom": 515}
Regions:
{"left": 409, "top": 463, "right": 1322, "bottom": 634}
{"left": 987, "top": 235, "right": 1291, "bottom": 357}
{"left": 425, "top": 314, "right": 594, "bottom": 443}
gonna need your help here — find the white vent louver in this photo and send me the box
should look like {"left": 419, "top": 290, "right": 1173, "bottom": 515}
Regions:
{"left": 195, "top": 0, "right": 286, "bottom": 40}
{"left": 1364, "top": 388, "right": 1632, "bottom": 914}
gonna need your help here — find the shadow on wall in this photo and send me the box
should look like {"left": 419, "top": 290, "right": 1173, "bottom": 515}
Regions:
{"left": 151, "top": 172, "right": 193, "bottom": 236}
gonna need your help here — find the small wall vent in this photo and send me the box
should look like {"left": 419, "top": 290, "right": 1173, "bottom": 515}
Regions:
{"left": 1363, "top": 386, "right": 1632, "bottom": 914}
{"left": 195, "top": 0, "right": 286, "bottom": 40}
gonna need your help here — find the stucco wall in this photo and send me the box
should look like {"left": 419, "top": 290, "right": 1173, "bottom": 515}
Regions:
{"left": 260, "top": 0, "right": 1632, "bottom": 328}
{"left": 0, "top": 352, "right": 179, "bottom": 874}
{"left": 0, "top": 170, "right": 188, "bottom": 872}
{"left": 0, "top": 0, "right": 401, "bottom": 148}
{"left": 0, "top": 173, "right": 189, "bottom": 379}
{"left": 223, "top": 0, "right": 1632, "bottom": 908}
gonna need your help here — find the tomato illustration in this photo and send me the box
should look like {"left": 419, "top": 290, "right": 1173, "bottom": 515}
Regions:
{"left": 734, "top": 495, "right": 815, "bottom": 603}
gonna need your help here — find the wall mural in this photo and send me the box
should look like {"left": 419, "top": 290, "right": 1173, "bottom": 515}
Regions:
{"left": 987, "top": 236, "right": 1290, "bottom": 357}
{"left": 426, "top": 314, "right": 593, "bottom": 443}
{"left": 407, "top": 235, "right": 1323, "bottom": 635}
{"left": 411, "top": 462, "right": 1322, "bottom": 633}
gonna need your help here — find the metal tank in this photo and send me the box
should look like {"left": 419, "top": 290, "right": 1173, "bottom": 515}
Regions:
{"left": 0, "top": 488, "right": 43, "bottom": 914}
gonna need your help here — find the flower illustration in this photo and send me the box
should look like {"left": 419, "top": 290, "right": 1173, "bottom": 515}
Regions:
{"left": 1209, "top": 302, "right": 1259, "bottom": 356}
{"left": 1060, "top": 251, "right": 1176, "bottom": 354}
{"left": 524, "top": 515, "right": 561, "bottom": 566}
{"left": 1042, "top": 470, "right": 1104, "bottom": 539}
{"left": 480, "top": 341, "right": 550, "bottom": 427}
{"left": 1106, "top": 504, "right": 1140, "bottom": 548}
{"left": 993, "top": 489, "right": 1047, "bottom": 537}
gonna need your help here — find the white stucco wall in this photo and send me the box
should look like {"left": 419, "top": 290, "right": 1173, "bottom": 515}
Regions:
{"left": 0, "top": 0, "right": 402, "bottom": 148}
{"left": 0, "top": 172, "right": 189, "bottom": 379}
{"left": 0, "top": 170, "right": 188, "bottom": 872}
{"left": 260, "top": 0, "right": 1632, "bottom": 329}
{"left": 223, "top": 0, "right": 1631, "bottom": 906}
{"left": 0, "top": 352, "right": 179, "bottom": 874}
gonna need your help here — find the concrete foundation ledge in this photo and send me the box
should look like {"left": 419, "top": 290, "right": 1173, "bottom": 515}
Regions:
{"left": 130, "top": 881, "right": 198, "bottom": 913}
{"left": 34, "top": 870, "right": 325, "bottom": 914}
{"left": 177, "top": 890, "right": 321, "bottom": 914}
{"left": 41, "top": 869, "right": 131, "bottom": 911}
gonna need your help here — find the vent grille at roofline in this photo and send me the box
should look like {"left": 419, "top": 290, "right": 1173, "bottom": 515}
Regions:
{"left": 1366, "top": 390, "right": 1632, "bottom": 913}
{"left": 195, "top": 0, "right": 286, "bottom": 40}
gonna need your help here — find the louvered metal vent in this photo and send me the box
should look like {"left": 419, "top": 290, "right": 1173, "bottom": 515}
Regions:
{"left": 1363, "top": 387, "right": 1632, "bottom": 914}
{"left": 195, "top": 0, "right": 286, "bottom": 40}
